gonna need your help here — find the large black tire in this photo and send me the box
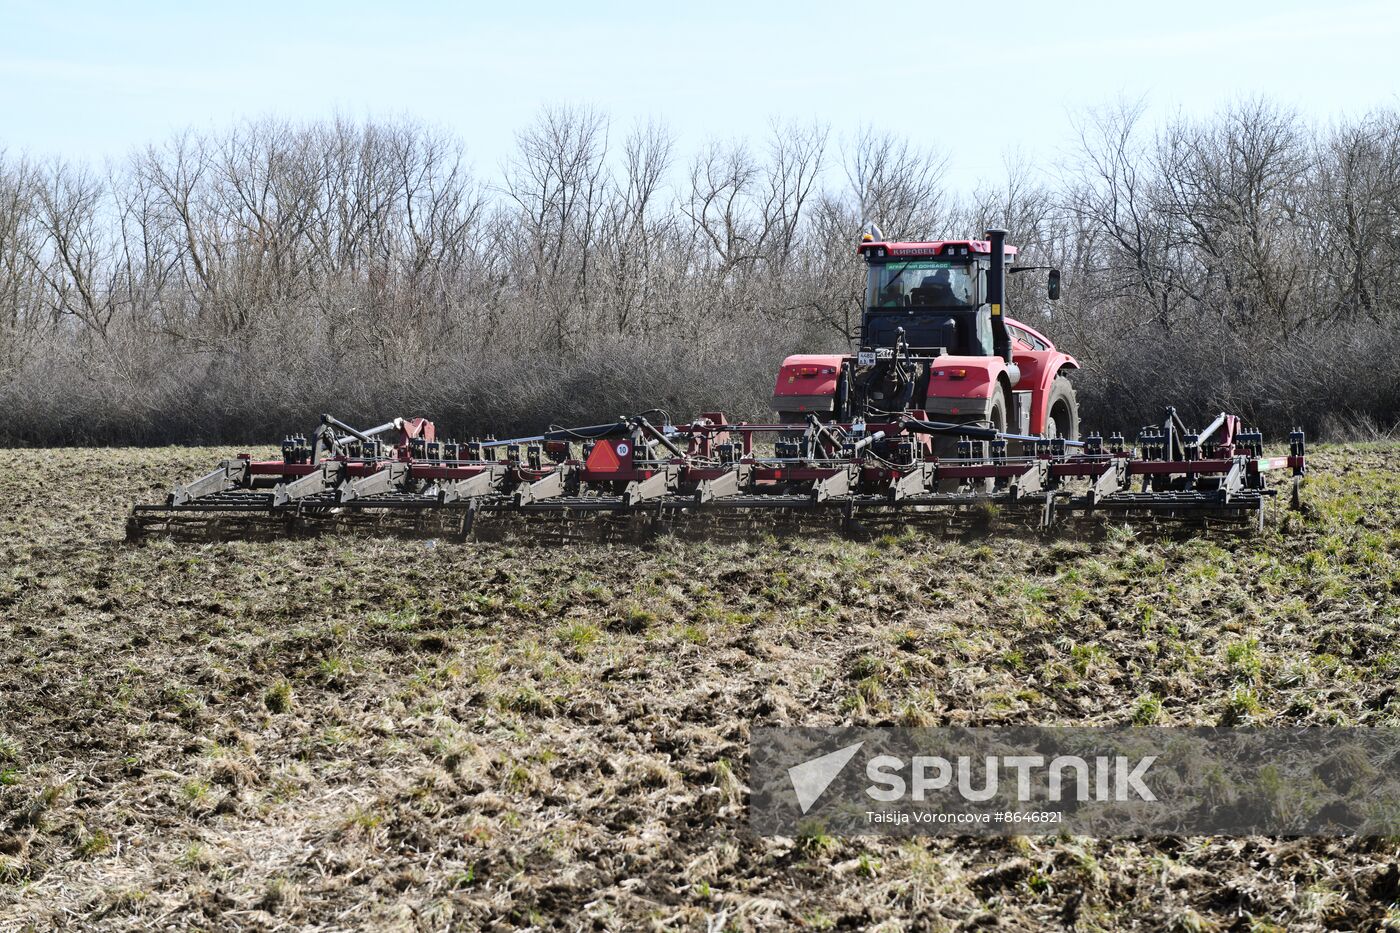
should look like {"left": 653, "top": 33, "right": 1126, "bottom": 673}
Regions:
{"left": 987, "top": 386, "right": 1009, "bottom": 435}
{"left": 1043, "top": 375, "right": 1079, "bottom": 441}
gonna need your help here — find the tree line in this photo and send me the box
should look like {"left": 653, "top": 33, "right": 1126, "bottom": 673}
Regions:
{"left": 1, "top": 98, "right": 1397, "bottom": 445}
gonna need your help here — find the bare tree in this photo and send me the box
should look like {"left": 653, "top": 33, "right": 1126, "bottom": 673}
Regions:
{"left": 2, "top": 103, "right": 1399, "bottom": 445}
{"left": 0, "top": 153, "right": 43, "bottom": 331}
{"left": 30, "top": 159, "right": 119, "bottom": 337}
{"left": 504, "top": 105, "right": 610, "bottom": 351}
{"left": 597, "top": 120, "right": 674, "bottom": 336}
{"left": 844, "top": 127, "right": 947, "bottom": 239}
{"left": 1305, "top": 109, "right": 1400, "bottom": 322}
{"left": 1156, "top": 98, "right": 1308, "bottom": 329}
{"left": 682, "top": 139, "right": 761, "bottom": 278}
{"left": 758, "top": 120, "right": 828, "bottom": 267}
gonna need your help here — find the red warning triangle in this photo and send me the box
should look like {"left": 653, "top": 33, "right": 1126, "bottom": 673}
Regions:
{"left": 586, "top": 440, "right": 621, "bottom": 473}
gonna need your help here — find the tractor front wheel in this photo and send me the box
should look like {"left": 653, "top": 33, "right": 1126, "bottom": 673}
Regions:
{"left": 1043, "top": 376, "right": 1080, "bottom": 441}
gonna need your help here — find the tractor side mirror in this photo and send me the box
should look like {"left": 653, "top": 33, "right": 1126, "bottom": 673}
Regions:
{"left": 1047, "top": 269, "right": 1061, "bottom": 301}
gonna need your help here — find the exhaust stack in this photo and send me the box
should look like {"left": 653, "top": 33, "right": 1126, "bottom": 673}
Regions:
{"left": 986, "top": 227, "right": 1012, "bottom": 364}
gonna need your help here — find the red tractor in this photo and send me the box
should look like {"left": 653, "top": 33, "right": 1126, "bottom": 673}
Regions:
{"left": 772, "top": 228, "right": 1080, "bottom": 446}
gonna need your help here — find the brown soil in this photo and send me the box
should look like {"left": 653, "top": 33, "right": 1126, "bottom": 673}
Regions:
{"left": 1, "top": 445, "right": 1397, "bottom": 930}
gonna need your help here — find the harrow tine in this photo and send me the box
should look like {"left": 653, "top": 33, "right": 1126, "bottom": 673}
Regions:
{"left": 1010, "top": 461, "right": 1046, "bottom": 500}
{"left": 695, "top": 466, "right": 745, "bottom": 504}
{"left": 1090, "top": 459, "right": 1128, "bottom": 504}
{"left": 457, "top": 502, "right": 478, "bottom": 540}
{"left": 340, "top": 462, "right": 408, "bottom": 502}
{"left": 812, "top": 466, "right": 853, "bottom": 503}
{"left": 440, "top": 467, "right": 505, "bottom": 504}
{"left": 515, "top": 469, "right": 566, "bottom": 506}
{"left": 171, "top": 459, "right": 248, "bottom": 505}
{"left": 273, "top": 462, "right": 343, "bottom": 507}
{"left": 623, "top": 467, "right": 675, "bottom": 507}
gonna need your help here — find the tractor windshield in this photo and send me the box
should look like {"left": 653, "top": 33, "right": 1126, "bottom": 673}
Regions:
{"left": 867, "top": 260, "right": 975, "bottom": 308}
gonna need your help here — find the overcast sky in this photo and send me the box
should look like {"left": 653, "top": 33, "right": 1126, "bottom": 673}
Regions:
{"left": 4, "top": 0, "right": 1399, "bottom": 191}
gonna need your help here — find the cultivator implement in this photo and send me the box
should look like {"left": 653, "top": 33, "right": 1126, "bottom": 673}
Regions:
{"left": 128, "top": 407, "right": 1306, "bottom": 541}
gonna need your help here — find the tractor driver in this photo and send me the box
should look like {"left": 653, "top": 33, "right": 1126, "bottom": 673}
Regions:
{"left": 916, "top": 269, "right": 959, "bottom": 306}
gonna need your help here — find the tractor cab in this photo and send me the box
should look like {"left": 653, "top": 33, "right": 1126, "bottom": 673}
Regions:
{"left": 857, "top": 239, "right": 1013, "bottom": 358}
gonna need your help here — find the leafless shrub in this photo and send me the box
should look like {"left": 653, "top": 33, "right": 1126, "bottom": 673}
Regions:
{"left": 1, "top": 102, "right": 1397, "bottom": 445}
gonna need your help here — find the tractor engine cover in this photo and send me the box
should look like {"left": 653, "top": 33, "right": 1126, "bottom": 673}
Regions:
{"left": 772, "top": 354, "right": 843, "bottom": 416}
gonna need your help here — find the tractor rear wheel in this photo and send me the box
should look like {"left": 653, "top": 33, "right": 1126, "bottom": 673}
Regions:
{"left": 1043, "top": 376, "right": 1079, "bottom": 441}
